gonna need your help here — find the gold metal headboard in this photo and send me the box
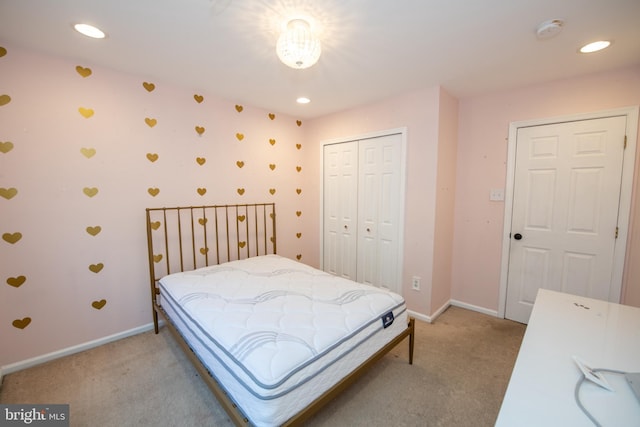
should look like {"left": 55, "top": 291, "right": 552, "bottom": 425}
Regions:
{"left": 145, "top": 203, "right": 276, "bottom": 305}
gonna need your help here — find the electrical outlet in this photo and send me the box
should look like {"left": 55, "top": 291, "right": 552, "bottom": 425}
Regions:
{"left": 411, "top": 276, "right": 421, "bottom": 291}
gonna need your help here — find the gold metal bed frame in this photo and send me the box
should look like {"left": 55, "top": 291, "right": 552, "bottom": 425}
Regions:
{"left": 146, "top": 203, "right": 415, "bottom": 426}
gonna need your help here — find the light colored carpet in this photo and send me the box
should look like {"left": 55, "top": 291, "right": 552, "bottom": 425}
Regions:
{"left": 0, "top": 306, "right": 525, "bottom": 426}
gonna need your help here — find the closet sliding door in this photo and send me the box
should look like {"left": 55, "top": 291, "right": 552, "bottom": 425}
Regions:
{"left": 322, "top": 132, "right": 404, "bottom": 294}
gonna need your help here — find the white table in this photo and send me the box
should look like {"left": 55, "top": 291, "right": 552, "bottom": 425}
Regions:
{"left": 496, "top": 289, "right": 640, "bottom": 427}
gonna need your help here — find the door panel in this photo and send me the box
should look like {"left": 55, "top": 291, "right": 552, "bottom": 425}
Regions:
{"left": 506, "top": 116, "right": 626, "bottom": 323}
{"left": 323, "top": 141, "right": 358, "bottom": 280}
{"left": 358, "top": 135, "right": 402, "bottom": 292}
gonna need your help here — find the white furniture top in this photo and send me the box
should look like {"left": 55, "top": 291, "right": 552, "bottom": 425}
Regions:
{"left": 496, "top": 289, "right": 640, "bottom": 427}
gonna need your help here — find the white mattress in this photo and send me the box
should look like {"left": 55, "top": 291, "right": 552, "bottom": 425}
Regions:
{"left": 159, "top": 254, "right": 408, "bottom": 426}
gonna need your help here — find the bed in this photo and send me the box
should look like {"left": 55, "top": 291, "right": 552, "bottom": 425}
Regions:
{"left": 146, "top": 203, "right": 415, "bottom": 426}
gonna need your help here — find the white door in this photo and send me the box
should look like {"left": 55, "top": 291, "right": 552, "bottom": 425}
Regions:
{"left": 322, "top": 133, "right": 404, "bottom": 294}
{"left": 358, "top": 135, "right": 402, "bottom": 292}
{"left": 323, "top": 141, "right": 358, "bottom": 280}
{"left": 505, "top": 116, "right": 627, "bottom": 323}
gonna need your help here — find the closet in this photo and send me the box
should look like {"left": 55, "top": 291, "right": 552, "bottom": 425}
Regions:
{"left": 322, "top": 131, "right": 404, "bottom": 294}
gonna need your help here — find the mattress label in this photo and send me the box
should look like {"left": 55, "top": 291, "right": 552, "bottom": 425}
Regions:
{"left": 381, "top": 311, "right": 395, "bottom": 328}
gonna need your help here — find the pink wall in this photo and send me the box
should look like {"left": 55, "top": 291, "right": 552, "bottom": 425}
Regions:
{"left": 452, "top": 65, "right": 640, "bottom": 311}
{"left": 431, "top": 88, "right": 458, "bottom": 313}
{"left": 0, "top": 44, "right": 311, "bottom": 367}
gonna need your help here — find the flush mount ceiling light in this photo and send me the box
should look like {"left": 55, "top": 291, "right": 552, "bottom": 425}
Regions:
{"left": 74, "top": 23, "right": 106, "bottom": 39}
{"left": 276, "top": 18, "right": 321, "bottom": 69}
{"left": 296, "top": 97, "right": 311, "bottom": 104}
{"left": 579, "top": 40, "right": 611, "bottom": 53}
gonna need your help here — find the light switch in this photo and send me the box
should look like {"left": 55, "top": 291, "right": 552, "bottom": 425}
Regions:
{"left": 490, "top": 188, "right": 505, "bottom": 201}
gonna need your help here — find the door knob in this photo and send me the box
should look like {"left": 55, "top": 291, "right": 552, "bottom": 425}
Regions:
{"left": 513, "top": 233, "right": 523, "bottom": 240}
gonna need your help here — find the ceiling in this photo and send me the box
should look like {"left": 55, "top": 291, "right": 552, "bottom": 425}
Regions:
{"left": 1, "top": 0, "right": 639, "bottom": 119}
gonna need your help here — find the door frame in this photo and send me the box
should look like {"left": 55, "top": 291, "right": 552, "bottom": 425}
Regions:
{"left": 320, "top": 127, "right": 408, "bottom": 295}
{"left": 498, "top": 106, "right": 639, "bottom": 318}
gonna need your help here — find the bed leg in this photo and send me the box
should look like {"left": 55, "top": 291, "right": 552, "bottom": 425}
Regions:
{"left": 408, "top": 318, "right": 415, "bottom": 365}
{"left": 153, "top": 308, "right": 159, "bottom": 334}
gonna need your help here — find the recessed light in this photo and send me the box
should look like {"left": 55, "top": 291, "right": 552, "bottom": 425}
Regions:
{"left": 296, "top": 97, "right": 311, "bottom": 104}
{"left": 579, "top": 40, "right": 611, "bottom": 53}
{"left": 74, "top": 23, "right": 106, "bottom": 39}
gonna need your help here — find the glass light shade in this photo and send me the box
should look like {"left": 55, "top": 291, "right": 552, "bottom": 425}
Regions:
{"left": 276, "top": 19, "right": 321, "bottom": 69}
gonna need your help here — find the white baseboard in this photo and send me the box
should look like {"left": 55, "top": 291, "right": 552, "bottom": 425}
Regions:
{"left": 407, "top": 309, "right": 432, "bottom": 323}
{"left": 450, "top": 299, "right": 499, "bottom": 317}
{"left": 1, "top": 321, "right": 161, "bottom": 378}
{"left": 408, "top": 299, "right": 451, "bottom": 324}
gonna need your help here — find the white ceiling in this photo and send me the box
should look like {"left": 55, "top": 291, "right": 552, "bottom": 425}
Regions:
{"left": 1, "top": 0, "right": 639, "bottom": 119}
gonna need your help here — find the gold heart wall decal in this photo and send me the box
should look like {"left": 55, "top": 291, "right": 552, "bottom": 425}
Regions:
{"left": 150, "top": 221, "right": 161, "bottom": 230}
{"left": 78, "top": 107, "right": 94, "bottom": 118}
{"left": 143, "top": 82, "right": 155, "bottom": 92}
{"left": 296, "top": 211, "right": 302, "bottom": 217}
{"left": 0, "top": 187, "right": 18, "bottom": 200}
{"left": 145, "top": 117, "right": 157, "bottom": 128}
{"left": 76, "top": 66, "right": 92, "bottom": 77}
{"left": 194, "top": 94, "right": 204, "bottom": 103}
{"left": 89, "top": 263, "right": 104, "bottom": 273}
{"left": 0, "top": 141, "right": 14, "bottom": 153}
{"left": 146, "top": 153, "right": 159, "bottom": 162}
{"left": 195, "top": 126, "right": 205, "bottom": 135}
{"left": 296, "top": 144, "right": 302, "bottom": 150}
{"left": 269, "top": 139, "right": 276, "bottom": 146}
{"left": 237, "top": 215, "right": 246, "bottom": 222}
{"left": 296, "top": 188, "right": 302, "bottom": 195}
{"left": 83, "top": 187, "right": 98, "bottom": 197}
{"left": 196, "top": 157, "right": 206, "bottom": 165}
{"left": 235, "top": 105, "right": 243, "bottom": 112}
{"left": 296, "top": 254, "right": 302, "bottom": 260}
{"left": 0, "top": 46, "right": 6, "bottom": 57}
{"left": 269, "top": 164, "right": 276, "bottom": 170}
{"left": 268, "top": 113, "right": 275, "bottom": 120}
{"left": 7, "top": 276, "right": 26, "bottom": 288}
{"left": 237, "top": 188, "right": 245, "bottom": 195}
{"left": 296, "top": 233, "right": 302, "bottom": 238}
{"left": 198, "top": 218, "right": 207, "bottom": 225}
{"left": 0, "top": 95, "right": 11, "bottom": 106}
{"left": 86, "top": 226, "right": 102, "bottom": 236}
{"left": 3, "top": 232, "right": 22, "bottom": 244}
{"left": 80, "top": 147, "right": 96, "bottom": 158}
{"left": 200, "top": 247, "right": 209, "bottom": 254}
{"left": 269, "top": 188, "right": 276, "bottom": 195}
{"left": 236, "top": 133, "right": 244, "bottom": 141}
{"left": 148, "top": 188, "right": 160, "bottom": 197}
{"left": 153, "top": 254, "right": 163, "bottom": 263}
{"left": 12, "top": 317, "right": 31, "bottom": 329}
{"left": 197, "top": 188, "right": 207, "bottom": 196}
{"left": 296, "top": 166, "right": 302, "bottom": 172}
{"left": 91, "top": 299, "right": 107, "bottom": 310}
{"left": 236, "top": 160, "right": 244, "bottom": 168}
{"left": 296, "top": 120, "right": 302, "bottom": 127}
{"left": 238, "top": 241, "right": 246, "bottom": 249}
